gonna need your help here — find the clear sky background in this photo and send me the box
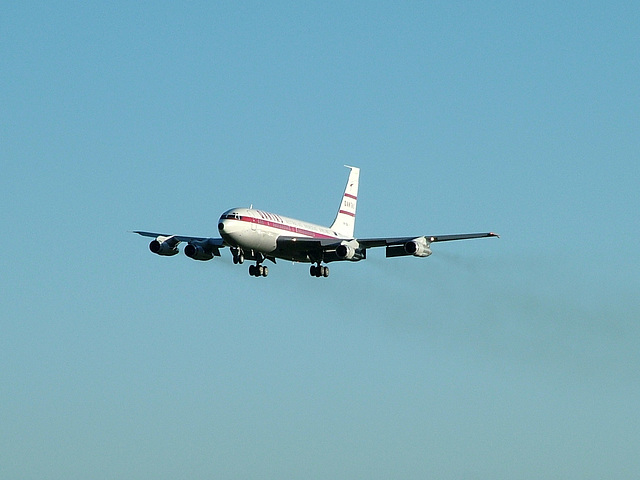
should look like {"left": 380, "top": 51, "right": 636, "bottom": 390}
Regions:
{"left": 2, "top": 2, "right": 639, "bottom": 479}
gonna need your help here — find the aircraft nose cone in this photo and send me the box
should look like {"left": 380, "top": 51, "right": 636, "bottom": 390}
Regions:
{"left": 218, "top": 216, "right": 238, "bottom": 241}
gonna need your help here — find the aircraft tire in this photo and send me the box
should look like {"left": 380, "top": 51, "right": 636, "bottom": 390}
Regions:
{"left": 249, "top": 265, "right": 268, "bottom": 277}
{"left": 310, "top": 265, "right": 328, "bottom": 278}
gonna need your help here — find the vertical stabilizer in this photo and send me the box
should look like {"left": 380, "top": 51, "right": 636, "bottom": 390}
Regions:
{"left": 330, "top": 165, "right": 360, "bottom": 238}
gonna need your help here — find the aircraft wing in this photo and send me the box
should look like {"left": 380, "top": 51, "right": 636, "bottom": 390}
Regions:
{"left": 358, "top": 232, "right": 499, "bottom": 248}
{"left": 274, "top": 236, "right": 344, "bottom": 262}
{"left": 357, "top": 232, "right": 499, "bottom": 258}
{"left": 132, "top": 230, "right": 224, "bottom": 244}
{"left": 276, "top": 237, "right": 343, "bottom": 248}
{"left": 275, "top": 232, "right": 499, "bottom": 251}
{"left": 132, "top": 231, "right": 226, "bottom": 258}
{"left": 274, "top": 232, "right": 498, "bottom": 261}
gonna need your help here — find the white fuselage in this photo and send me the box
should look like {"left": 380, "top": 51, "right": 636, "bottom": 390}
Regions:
{"left": 218, "top": 208, "right": 347, "bottom": 262}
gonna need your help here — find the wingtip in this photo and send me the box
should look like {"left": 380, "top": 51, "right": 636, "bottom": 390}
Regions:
{"left": 490, "top": 232, "right": 500, "bottom": 238}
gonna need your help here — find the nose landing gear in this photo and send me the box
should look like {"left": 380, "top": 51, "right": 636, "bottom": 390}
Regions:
{"left": 231, "top": 247, "right": 244, "bottom": 265}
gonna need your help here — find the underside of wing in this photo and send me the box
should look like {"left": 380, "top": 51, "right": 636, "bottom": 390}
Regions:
{"left": 274, "top": 236, "right": 345, "bottom": 263}
{"left": 276, "top": 236, "right": 344, "bottom": 248}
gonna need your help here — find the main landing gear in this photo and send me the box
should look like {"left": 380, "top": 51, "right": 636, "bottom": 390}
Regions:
{"left": 310, "top": 263, "right": 329, "bottom": 278}
{"left": 234, "top": 248, "right": 268, "bottom": 277}
{"left": 249, "top": 264, "right": 268, "bottom": 277}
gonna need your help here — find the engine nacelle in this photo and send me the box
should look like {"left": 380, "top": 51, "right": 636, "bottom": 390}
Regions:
{"left": 404, "top": 236, "right": 432, "bottom": 257}
{"left": 149, "top": 239, "right": 179, "bottom": 256}
{"left": 336, "top": 242, "right": 365, "bottom": 261}
{"left": 336, "top": 244, "right": 355, "bottom": 259}
{"left": 184, "top": 242, "right": 214, "bottom": 261}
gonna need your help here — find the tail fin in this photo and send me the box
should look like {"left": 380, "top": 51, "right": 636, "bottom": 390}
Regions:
{"left": 330, "top": 165, "right": 360, "bottom": 238}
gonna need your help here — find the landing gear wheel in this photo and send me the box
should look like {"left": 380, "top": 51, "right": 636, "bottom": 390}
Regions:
{"left": 249, "top": 264, "right": 269, "bottom": 277}
{"left": 232, "top": 248, "right": 245, "bottom": 264}
{"left": 310, "top": 264, "right": 329, "bottom": 277}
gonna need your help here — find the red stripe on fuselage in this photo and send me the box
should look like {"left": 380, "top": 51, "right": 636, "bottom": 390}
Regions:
{"left": 344, "top": 193, "right": 357, "bottom": 200}
{"left": 338, "top": 210, "right": 356, "bottom": 217}
{"left": 233, "top": 215, "right": 339, "bottom": 240}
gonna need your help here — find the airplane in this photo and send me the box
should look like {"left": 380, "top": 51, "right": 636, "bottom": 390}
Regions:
{"left": 133, "top": 166, "right": 498, "bottom": 278}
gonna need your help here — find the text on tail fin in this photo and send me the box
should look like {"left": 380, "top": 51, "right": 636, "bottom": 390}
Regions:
{"left": 330, "top": 165, "right": 360, "bottom": 238}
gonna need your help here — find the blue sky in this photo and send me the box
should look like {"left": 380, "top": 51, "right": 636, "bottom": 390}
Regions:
{"left": 2, "top": 2, "right": 639, "bottom": 478}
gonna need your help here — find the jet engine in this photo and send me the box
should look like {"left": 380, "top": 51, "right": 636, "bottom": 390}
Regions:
{"left": 149, "top": 238, "right": 179, "bottom": 256}
{"left": 184, "top": 242, "right": 214, "bottom": 261}
{"left": 336, "top": 242, "right": 365, "bottom": 261}
{"left": 404, "top": 236, "right": 432, "bottom": 257}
